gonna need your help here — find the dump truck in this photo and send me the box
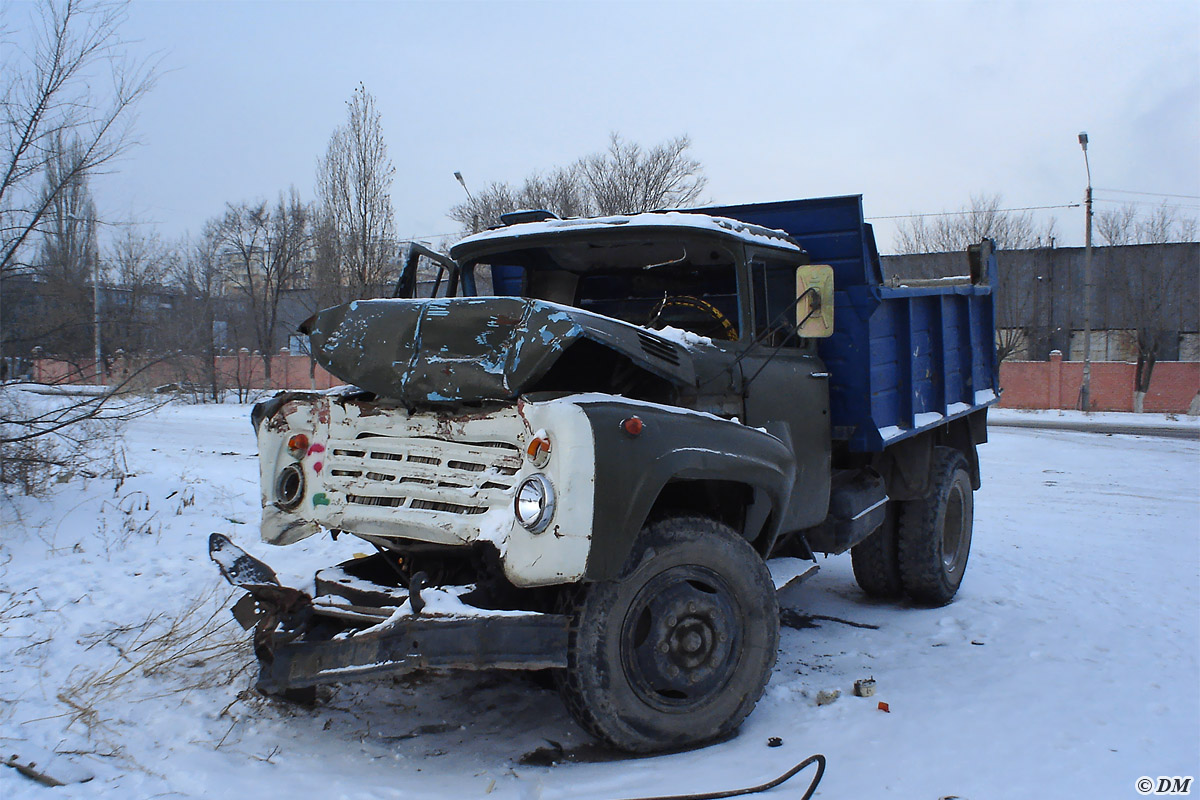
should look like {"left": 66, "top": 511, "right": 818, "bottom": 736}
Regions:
{"left": 211, "top": 194, "right": 999, "bottom": 753}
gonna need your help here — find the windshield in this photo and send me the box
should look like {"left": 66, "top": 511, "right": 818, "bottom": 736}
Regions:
{"left": 463, "top": 236, "right": 744, "bottom": 340}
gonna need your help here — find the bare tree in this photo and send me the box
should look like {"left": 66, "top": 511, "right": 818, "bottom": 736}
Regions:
{"left": 520, "top": 166, "right": 591, "bottom": 219}
{"left": 213, "top": 190, "right": 310, "bottom": 382}
{"left": 581, "top": 133, "right": 706, "bottom": 216}
{"left": 25, "top": 133, "right": 100, "bottom": 363}
{"left": 313, "top": 84, "right": 396, "bottom": 304}
{"left": 106, "top": 227, "right": 171, "bottom": 355}
{"left": 1137, "top": 202, "right": 1197, "bottom": 244}
{"left": 168, "top": 226, "right": 224, "bottom": 401}
{"left": 1095, "top": 203, "right": 1139, "bottom": 246}
{"left": 449, "top": 169, "right": 589, "bottom": 234}
{"left": 0, "top": 1, "right": 159, "bottom": 493}
{"left": 994, "top": 285, "right": 1034, "bottom": 363}
{"left": 448, "top": 133, "right": 707, "bottom": 233}
{"left": 0, "top": 0, "right": 156, "bottom": 279}
{"left": 1092, "top": 201, "right": 1195, "bottom": 247}
{"left": 1112, "top": 248, "right": 1186, "bottom": 412}
{"left": 893, "top": 194, "right": 1058, "bottom": 254}
{"left": 1092, "top": 202, "right": 1196, "bottom": 411}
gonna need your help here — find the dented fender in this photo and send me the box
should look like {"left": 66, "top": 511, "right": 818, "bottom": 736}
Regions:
{"left": 572, "top": 398, "right": 796, "bottom": 581}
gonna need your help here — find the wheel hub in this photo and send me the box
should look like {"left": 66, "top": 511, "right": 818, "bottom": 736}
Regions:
{"left": 622, "top": 567, "right": 741, "bottom": 710}
{"left": 942, "top": 482, "right": 967, "bottom": 572}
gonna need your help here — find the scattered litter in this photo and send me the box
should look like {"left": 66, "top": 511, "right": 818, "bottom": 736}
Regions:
{"left": 853, "top": 678, "right": 876, "bottom": 697}
{"left": 877, "top": 701, "right": 891, "bottom": 713}
{"left": 970, "top": 640, "right": 985, "bottom": 646}
{"left": 767, "top": 737, "right": 783, "bottom": 747}
{"left": 816, "top": 689, "right": 840, "bottom": 706}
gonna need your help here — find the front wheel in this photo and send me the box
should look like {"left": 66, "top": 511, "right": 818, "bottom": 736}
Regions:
{"left": 556, "top": 516, "right": 779, "bottom": 753}
{"left": 897, "top": 447, "right": 974, "bottom": 605}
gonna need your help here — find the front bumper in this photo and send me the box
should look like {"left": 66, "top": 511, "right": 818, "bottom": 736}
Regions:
{"left": 210, "top": 534, "right": 568, "bottom": 692}
{"left": 257, "top": 613, "right": 570, "bottom": 692}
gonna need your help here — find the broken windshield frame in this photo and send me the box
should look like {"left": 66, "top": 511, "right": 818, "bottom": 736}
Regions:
{"left": 394, "top": 242, "right": 460, "bottom": 299}
{"left": 457, "top": 231, "right": 767, "bottom": 342}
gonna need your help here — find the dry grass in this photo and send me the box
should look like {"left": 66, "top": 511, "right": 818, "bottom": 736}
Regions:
{"left": 56, "top": 584, "right": 251, "bottom": 738}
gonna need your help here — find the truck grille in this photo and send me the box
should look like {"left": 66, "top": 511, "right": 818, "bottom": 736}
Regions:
{"left": 326, "top": 433, "right": 522, "bottom": 517}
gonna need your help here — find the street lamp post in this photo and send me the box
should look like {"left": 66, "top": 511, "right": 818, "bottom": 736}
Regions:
{"left": 453, "top": 171, "right": 480, "bottom": 233}
{"left": 1078, "top": 132, "right": 1093, "bottom": 412}
{"left": 453, "top": 170, "right": 473, "bottom": 202}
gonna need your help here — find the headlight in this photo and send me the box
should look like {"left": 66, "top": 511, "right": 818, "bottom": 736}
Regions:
{"left": 514, "top": 474, "right": 555, "bottom": 533}
{"left": 275, "top": 463, "right": 306, "bottom": 510}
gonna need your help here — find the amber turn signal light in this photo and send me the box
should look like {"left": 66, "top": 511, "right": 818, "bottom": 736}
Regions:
{"left": 621, "top": 416, "right": 643, "bottom": 437}
{"left": 287, "top": 433, "right": 309, "bottom": 458}
{"left": 526, "top": 436, "right": 551, "bottom": 467}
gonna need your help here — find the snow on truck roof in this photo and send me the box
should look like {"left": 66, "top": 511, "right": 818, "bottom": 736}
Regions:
{"left": 450, "top": 211, "right": 803, "bottom": 257}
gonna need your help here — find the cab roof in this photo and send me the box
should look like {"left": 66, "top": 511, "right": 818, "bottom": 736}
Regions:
{"left": 449, "top": 211, "right": 803, "bottom": 262}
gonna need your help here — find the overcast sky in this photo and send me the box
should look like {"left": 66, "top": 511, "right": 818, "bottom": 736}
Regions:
{"left": 51, "top": 0, "right": 1200, "bottom": 252}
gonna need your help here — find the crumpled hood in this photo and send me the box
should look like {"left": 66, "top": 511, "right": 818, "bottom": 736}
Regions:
{"left": 303, "top": 297, "right": 699, "bottom": 403}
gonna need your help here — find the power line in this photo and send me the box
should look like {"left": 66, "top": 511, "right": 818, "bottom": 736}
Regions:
{"left": 1093, "top": 197, "right": 1200, "bottom": 211}
{"left": 399, "top": 230, "right": 462, "bottom": 242}
{"left": 1094, "top": 188, "right": 1200, "bottom": 200}
{"left": 866, "top": 203, "right": 1079, "bottom": 221}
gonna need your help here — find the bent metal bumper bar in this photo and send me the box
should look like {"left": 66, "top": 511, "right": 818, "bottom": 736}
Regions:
{"left": 208, "top": 534, "right": 569, "bottom": 693}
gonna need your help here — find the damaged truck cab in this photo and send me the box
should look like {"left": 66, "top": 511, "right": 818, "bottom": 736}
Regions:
{"left": 217, "top": 195, "right": 998, "bottom": 753}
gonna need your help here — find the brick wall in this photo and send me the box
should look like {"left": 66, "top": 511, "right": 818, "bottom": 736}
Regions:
{"left": 33, "top": 352, "right": 340, "bottom": 394}
{"left": 999, "top": 352, "right": 1200, "bottom": 412}
{"left": 35, "top": 351, "right": 1200, "bottom": 413}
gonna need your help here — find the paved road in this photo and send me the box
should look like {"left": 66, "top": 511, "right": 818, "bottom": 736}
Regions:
{"left": 989, "top": 417, "right": 1200, "bottom": 440}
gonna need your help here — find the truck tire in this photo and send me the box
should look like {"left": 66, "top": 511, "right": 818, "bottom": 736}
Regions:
{"left": 897, "top": 447, "right": 973, "bottom": 606}
{"left": 850, "top": 502, "right": 903, "bottom": 598}
{"left": 556, "top": 516, "right": 779, "bottom": 753}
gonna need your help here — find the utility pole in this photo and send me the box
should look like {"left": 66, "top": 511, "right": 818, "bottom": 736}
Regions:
{"left": 1078, "top": 132, "right": 1093, "bottom": 412}
{"left": 93, "top": 243, "right": 102, "bottom": 386}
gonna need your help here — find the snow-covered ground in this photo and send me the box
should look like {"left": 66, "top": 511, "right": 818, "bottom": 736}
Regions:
{"left": 2, "top": 399, "right": 1197, "bottom": 799}
{"left": 991, "top": 407, "right": 1200, "bottom": 436}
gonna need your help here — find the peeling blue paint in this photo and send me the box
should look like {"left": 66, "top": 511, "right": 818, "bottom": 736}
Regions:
{"left": 305, "top": 296, "right": 695, "bottom": 404}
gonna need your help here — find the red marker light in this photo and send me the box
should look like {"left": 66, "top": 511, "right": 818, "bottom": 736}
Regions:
{"left": 621, "top": 416, "right": 644, "bottom": 437}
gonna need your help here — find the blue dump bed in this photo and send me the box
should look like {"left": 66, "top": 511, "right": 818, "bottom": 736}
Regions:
{"left": 704, "top": 195, "right": 999, "bottom": 453}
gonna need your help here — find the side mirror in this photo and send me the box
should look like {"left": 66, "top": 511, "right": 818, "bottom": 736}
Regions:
{"left": 795, "top": 265, "right": 834, "bottom": 338}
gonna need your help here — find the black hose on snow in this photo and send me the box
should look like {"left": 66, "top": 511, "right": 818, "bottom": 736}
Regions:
{"left": 623, "top": 753, "right": 826, "bottom": 800}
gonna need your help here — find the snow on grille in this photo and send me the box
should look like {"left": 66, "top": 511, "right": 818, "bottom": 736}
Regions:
{"left": 327, "top": 433, "right": 521, "bottom": 516}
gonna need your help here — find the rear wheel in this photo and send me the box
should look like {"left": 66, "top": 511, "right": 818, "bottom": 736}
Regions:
{"left": 851, "top": 501, "right": 902, "bottom": 598}
{"left": 556, "top": 516, "right": 778, "bottom": 753}
{"left": 897, "top": 447, "right": 974, "bottom": 606}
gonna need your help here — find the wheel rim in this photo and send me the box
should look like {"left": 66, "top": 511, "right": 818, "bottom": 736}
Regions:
{"left": 620, "top": 565, "right": 742, "bottom": 712}
{"left": 941, "top": 480, "right": 967, "bottom": 573}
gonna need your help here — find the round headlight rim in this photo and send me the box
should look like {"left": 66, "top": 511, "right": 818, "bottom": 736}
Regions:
{"left": 514, "top": 473, "right": 555, "bottom": 534}
{"left": 275, "top": 463, "right": 306, "bottom": 510}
